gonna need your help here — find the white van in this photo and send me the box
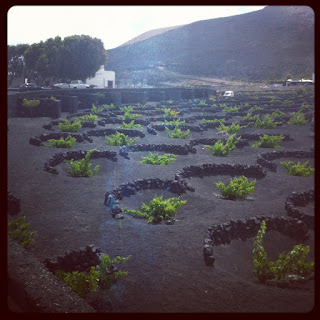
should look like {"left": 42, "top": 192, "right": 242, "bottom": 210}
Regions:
{"left": 223, "top": 91, "right": 234, "bottom": 97}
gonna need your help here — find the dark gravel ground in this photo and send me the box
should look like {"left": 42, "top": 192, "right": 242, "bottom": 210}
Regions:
{"left": 7, "top": 103, "right": 315, "bottom": 313}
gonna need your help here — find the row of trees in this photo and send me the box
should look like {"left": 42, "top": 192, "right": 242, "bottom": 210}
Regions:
{"left": 8, "top": 35, "right": 107, "bottom": 86}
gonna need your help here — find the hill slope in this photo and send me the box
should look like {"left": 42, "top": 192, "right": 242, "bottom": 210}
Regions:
{"left": 106, "top": 6, "right": 314, "bottom": 85}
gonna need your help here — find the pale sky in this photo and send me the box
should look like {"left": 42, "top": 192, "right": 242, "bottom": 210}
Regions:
{"left": 7, "top": 5, "right": 266, "bottom": 50}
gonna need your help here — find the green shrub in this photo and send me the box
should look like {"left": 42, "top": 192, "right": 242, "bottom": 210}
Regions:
{"left": 202, "top": 118, "right": 225, "bottom": 124}
{"left": 46, "top": 135, "right": 76, "bottom": 148}
{"left": 249, "top": 105, "right": 264, "bottom": 112}
{"left": 119, "top": 111, "right": 142, "bottom": 120}
{"left": 217, "top": 122, "right": 246, "bottom": 134}
{"left": 162, "top": 107, "right": 180, "bottom": 118}
{"left": 66, "top": 149, "right": 99, "bottom": 177}
{"left": 59, "top": 119, "right": 82, "bottom": 132}
{"left": 299, "top": 102, "right": 314, "bottom": 113}
{"left": 288, "top": 112, "right": 308, "bottom": 126}
{"left": 204, "top": 134, "right": 241, "bottom": 156}
{"left": 22, "top": 98, "right": 40, "bottom": 108}
{"left": 55, "top": 254, "right": 130, "bottom": 298}
{"left": 252, "top": 134, "right": 284, "bottom": 148}
{"left": 106, "top": 131, "right": 139, "bottom": 146}
{"left": 270, "top": 109, "right": 286, "bottom": 118}
{"left": 165, "top": 125, "right": 190, "bottom": 139}
{"left": 120, "top": 106, "right": 134, "bottom": 113}
{"left": 254, "top": 114, "right": 282, "bottom": 129}
{"left": 215, "top": 176, "right": 256, "bottom": 200}
{"left": 222, "top": 106, "right": 240, "bottom": 113}
{"left": 253, "top": 220, "right": 314, "bottom": 282}
{"left": 91, "top": 104, "right": 104, "bottom": 114}
{"left": 167, "top": 99, "right": 173, "bottom": 105}
{"left": 123, "top": 195, "right": 186, "bottom": 223}
{"left": 281, "top": 160, "right": 314, "bottom": 176}
{"left": 118, "top": 120, "right": 141, "bottom": 129}
{"left": 140, "top": 152, "right": 177, "bottom": 165}
{"left": 8, "top": 216, "right": 36, "bottom": 248}
{"left": 236, "top": 113, "right": 259, "bottom": 123}
{"left": 75, "top": 113, "right": 99, "bottom": 121}
{"left": 55, "top": 267, "right": 99, "bottom": 298}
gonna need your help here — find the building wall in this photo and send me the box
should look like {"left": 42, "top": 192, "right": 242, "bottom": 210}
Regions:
{"left": 86, "top": 66, "right": 115, "bottom": 88}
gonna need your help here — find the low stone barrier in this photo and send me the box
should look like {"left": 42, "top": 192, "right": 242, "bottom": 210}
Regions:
{"left": 86, "top": 128, "right": 145, "bottom": 138}
{"left": 203, "top": 216, "right": 310, "bottom": 267}
{"left": 257, "top": 150, "right": 314, "bottom": 171}
{"left": 29, "top": 132, "right": 93, "bottom": 146}
{"left": 285, "top": 190, "right": 314, "bottom": 229}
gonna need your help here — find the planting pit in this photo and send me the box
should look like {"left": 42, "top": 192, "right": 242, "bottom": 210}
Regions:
{"left": 8, "top": 89, "right": 315, "bottom": 312}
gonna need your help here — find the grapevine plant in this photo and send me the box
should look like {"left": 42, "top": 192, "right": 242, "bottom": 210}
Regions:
{"left": 66, "top": 149, "right": 99, "bottom": 177}
{"left": 140, "top": 152, "right": 177, "bottom": 165}
{"left": 45, "top": 135, "right": 76, "bottom": 148}
{"left": 165, "top": 126, "right": 190, "bottom": 139}
{"left": 204, "top": 134, "right": 241, "bottom": 156}
{"left": 123, "top": 195, "right": 186, "bottom": 223}
{"left": 217, "top": 122, "right": 246, "bottom": 134}
{"left": 281, "top": 161, "right": 314, "bottom": 176}
{"left": 215, "top": 176, "right": 256, "bottom": 200}
{"left": 253, "top": 220, "right": 314, "bottom": 282}
{"left": 252, "top": 135, "right": 284, "bottom": 148}
{"left": 8, "top": 216, "right": 37, "bottom": 248}
{"left": 59, "top": 119, "right": 82, "bottom": 132}
{"left": 106, "top": 131, "right": 139, "bottom": 146}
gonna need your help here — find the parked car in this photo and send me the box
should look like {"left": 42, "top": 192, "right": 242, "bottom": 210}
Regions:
{"left": 69, "top": 80, "right": 89, "bottom": 89}
{"left": 53, "top": 83, "right": 70, "bottom": 89}
{"left": 19, "top": 83, "right": 41, "bottom": 91}
{"left": 223, "top": 91, "right": 234, "bottom": 97}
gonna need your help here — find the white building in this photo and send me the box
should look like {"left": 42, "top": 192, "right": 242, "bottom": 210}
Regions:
{"left": 86, "top": 66, "right": 115, "bottom": 88}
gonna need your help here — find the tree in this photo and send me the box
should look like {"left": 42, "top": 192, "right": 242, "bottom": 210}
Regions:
{"left": 7, "top": 44, "right": 29, "bottom": 86}
{"left": 23, "top": 35, "right": 107, "bottom": 82}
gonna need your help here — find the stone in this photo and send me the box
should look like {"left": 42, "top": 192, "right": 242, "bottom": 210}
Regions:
{"left": 114, "top": 213, "right": 124, "bottom": 219}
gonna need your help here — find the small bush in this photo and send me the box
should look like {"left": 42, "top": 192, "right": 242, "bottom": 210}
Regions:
{"left": 123, "top": 195, "right": 186, "bottom": 223}
{"left": 249, "top": 105, "right": 264, "bottom": 112}
{"left": 91, "top": 104, "right": 104, "bottom": 114}
{"left": 140, "top": 152, "right": 177, "bottom": 165}
{"left": 270, "top": 109, "right": 286, "bottom": 118}
{"left": 165, "top": 125, "right": 190, "bottom": 139}
{"left": 22, "top": 98, "right": 40, "bottom": 108}
{"left": 202, "top": 118, "right": 225, "bottom": 124}
{"left": 254, "top": 114, "right": 282, "bottom": 129}
{"left": 102, "top": 103, "right": 115, "bottom": 109}
{"left": 66, "top": 149, "right": 99, "bottom": 177}
{"left": 217, "top": 122, "right": 246, "bottom": 134}
{"left": 158, "top": 107, "right": 180, "bottom": 118}
{"left": 75, "top": 113, "right": 99, "bottom": 121}
{"left": 237, "top": 113, "right": 259, "bottom": 123}
{"left": 119, "top": 111, "right": 142, "bottom": 120}
{"left": 222, "top": 106, "right": 240, "bottom": 113}
{"left": 288, "top": 112, "right": 308, "bottom": 126}
{"left": 106, "top": 131, "right": 139, "bottom": 146}
{"left": 46, "top": 135, "right": 76, "bottom": 148}
{"left": 204, "top": 134, "right": 241, "bottom": 156}
{"left": 8, "top": 216, "right": 36, "bottom": 248}
{"left": 252, "top": 134, "right": 284, "bottom": 148}
{"left": 118, "top": 120, "right": 141, "bottom": 129}
{"left": 299, "top": 102, "right": 314, "bottom": 113}
{"left": 59, "top": 119, "right": 82, "bottom": 132}
{"left": 253, "top": 220, "right": 314, "bottom": 282}
{"left": 281, "top": 160, "right": 314, "bottom": 176}
{"left": 215, "top": 176, "right": 256, "bottom": 200}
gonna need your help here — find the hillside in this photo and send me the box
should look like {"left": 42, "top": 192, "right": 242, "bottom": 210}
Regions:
{"left": 106, "top": 6, "right": 314, "bottom": 85}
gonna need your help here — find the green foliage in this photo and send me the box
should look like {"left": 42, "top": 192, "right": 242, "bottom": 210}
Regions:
{"left": 46, "top": 135, "right": 76, "bottom": 148}
{"left": 204, "top": 134, "right": 241, "bottom": 156}
{"left": 167, "top": 99, "right": 173, "bottom": 104}
{"left": 270, "top": 109, "right": 286, "bottom": 118}
{"left": 22, "top": 98, "right": 40, "bottom": 108}
{"left": 75, "top": 113, "right": 99, "bottom": 121}
{"left": 163, "top": 107, "right": 180, "bottom": 118}
{"left": 217, "top": 122, "right": 246, "bottom": 134}
{"left": 299, "top": 102, "right": 314, "bottom": 113}
{"left": 283, "top": 99, "right": 294, "bottom": 106}
{"left": 160, "top": 118, "right": 185, "bottom": 127}
{"left": 66, "top": 149, "right": 99, "bottom": 177}
{"left": 288, "top": 112, "right": 308, "bottom": 126}
{"left": 58, "top": 119, "right": 82, "bottom": 132}
{"left": 119, "top": 110, "right": 142, "bottom": 120}
{"left": 95, "top": 254, "right": 131, "bottom": 289}
{"left": 281, "top": 161, "right": 314, "bottom": 176}
{"left": 253, "top": 220, "right": 314, "bottom": 282}
{"left": 102, "top": 103, "right": 115, "bottom": 109}
{"left": 249, "top": 105, "right": 264, "bottom": 112}
{"left": 236, "top": 113, "right": 259, "bottom": 123}
{"left": 118, "top": 120, "right": 141, "bottom": 129}
{"left": 222, "top": 106, "right": 240, "bottom": 113}
{"left": 215, "top": 176, "right": 256, "bottom": 200}
{"left": 202, "top": 118, "right": 225, "bottom": 124}
{"left": 55, "top": 267, "right": 99, "bottom": 298}
{"left": 120, "top": 106, "right": 134, "bottom": 113}
{"left": 91, "top": 104, "right": 104, "bottom": 114}
{"left": 165, "top": 125, "right": 190, "bottom": 139}
{"left": 55, "top": 254, "right": 130, "bottom": 298}
{"left": 140, "top": 152, "right": 177, "bottom": 165}
{"left": 106, "top": 131, "right": 139, "bottom": 146}
{"left": 24, "top": 35, "right": 107, "bottom": 80}
{"left": 252, "top": 134, "right": 284, "bottom": 148}
{"left": 123, "top": 195, "right": 186, "bottom": 223}
{"left": 8, "top": 44, "right": 30, "bottom": 85}
{"left": 254, "top": 114, "right": 282, "bottom": 129}
{"left": 8, "top": 216, "right": 36, "bottom": 248}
